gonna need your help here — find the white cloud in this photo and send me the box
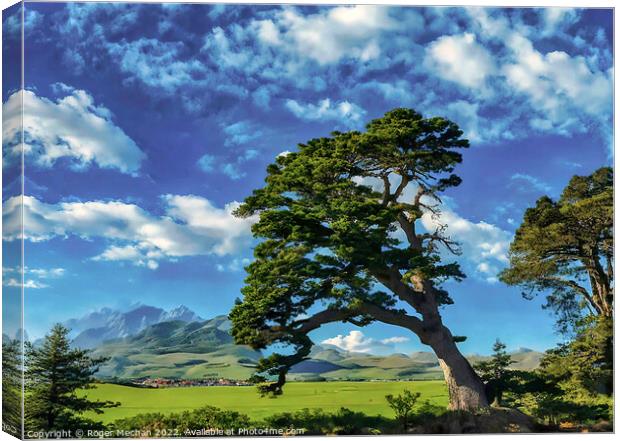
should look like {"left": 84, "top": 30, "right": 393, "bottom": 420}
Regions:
{"left": 256, "top": 6, "right": 402, "bottom": 65}
{"left": 2, "top": 266, "right": 65, "bottom": 290}
{"left": 466, "top": 8, "right": 612, "bottom": 139}
{"left": 356, "top": 80, "right": 416, "bottom": 104}
{"left": 216, "top": 258, "right": 251, "bottom": 272}
{"left": 50, "top": 5, "right": 610, "bottom": 148}
{"left": 107, "top": 38, "right": 205, "bottom": 93}
{"left": 3, "top": 266, "right": 64, "bottom": 278}
{"left": 222, "top": 120, "right": 264, "bottom": 146}
{"left": 421, "top": 204, "right": 511, "bottom": 283}
{"left": 3, "top": 278, "right": 49, "bottom": 289}
{"left": 381, "top": 336, "right": 410, "bottom": 344}
{"left": 510, "top": 173, "right": 552, "bottom": 193}
{"left": 502, "top": 39, "right": 611, "bottom": 132}
{"left": 540, "top": 8, "right": 579, "bottom": 37}
{"left": 197, "top": 154, "right": 216, "bottom": 172}
{"left": 2, "top": 89, "right": 145, "bottom": 175}
{"left": 195, "top": 120, "right": 264, "bottom": 180}
{"left": 3, "top": 195, "right": 257, "bottom": 270}
{"left": 425, "top": 33, "right": 496, "bottom": 90}
{"left": 321, "top": 330, "right": 409, "bottom": 354}
{"left": 27, "top": 267, "right": 66, "bottom": 278}
{"left": 439, "top": 100, "right": 514, "bottom": 143}
{"left": 2, "top": 9, "right": 42, "bottom": 36}
{"left": 285, "top": 98, "right": 366, "bottom": 127}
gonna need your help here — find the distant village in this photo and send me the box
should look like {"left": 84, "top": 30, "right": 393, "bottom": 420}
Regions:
{"left": 130, "top": 377, "right": 253, "bottom": 388}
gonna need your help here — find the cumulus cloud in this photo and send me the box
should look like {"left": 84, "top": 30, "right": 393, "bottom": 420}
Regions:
{"left": 48, "top": 4, "right": 611, "bottom": 148}
{"left": 107, "top": 38, "right": 205, "bottom": 94}
{"left": 540, "top": 8, "right": 580, "bottom": 37}
{"left": 2, "top": 89, "right": 145, "bottom": 174}
{"left": 321, "top": 330, "right": 409, "bottom": 354}
{"left": 285, "top": 98, "right": 366, "bottom": 128}
{"left": 2, "top": 195, "right": 257, "bottom": 270}
{"left": 439, "top": 100, "right": 514, "bottom": 143}
{"left": 425, "top": 33, "right": 496, "bottom": 90}
{"left": 222, "top": 120, "right": 264, "bottom": 146}
{"left": 253, "top": 6, "right": 401, "bottom": 65}
{"left": 421, "top": 204, "right": 511, "bottom": 283}
{"left": 2, "top": 8, "right": 42, "bottom": 37}
{"left": 466, "top": 8, "right": 612, "bottom": 140}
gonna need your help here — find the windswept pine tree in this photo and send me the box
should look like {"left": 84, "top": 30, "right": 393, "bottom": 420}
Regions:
{"left": 231, "top": 108, "right": 489, "bottom": 410}
{"left": 24, "top": 324, "right": 118, "bottom": 432}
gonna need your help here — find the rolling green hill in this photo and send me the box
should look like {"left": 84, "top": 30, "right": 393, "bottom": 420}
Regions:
{"left": 91, "top": 316, "right": 543, "bottom": 381}
{"left": 92, "top": 317, "right": 261, "bottom": 379}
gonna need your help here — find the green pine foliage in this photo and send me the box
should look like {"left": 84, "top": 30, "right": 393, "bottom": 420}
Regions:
{"left": 2, "top": 338, "right": 22, "bottom": 437}
{"left": 474, "top": 340, "right": 515, "bottom": 406}
{"left": 230, "top": 108, "right": 478, "bottom": 399}
{"left": 498, "top": 167, "right": 613, "bottom": 429}
{"left": 500, "top": 167, "right": 613, "bottom": 333}
{"left": 24, "top": 324, "right": 119, "bottom": 432}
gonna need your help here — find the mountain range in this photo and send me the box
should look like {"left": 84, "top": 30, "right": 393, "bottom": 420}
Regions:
{"left": 64, "top": 304, "right": 204, "bottom": 348}
{"left": 57, "top": 305, "right": 543, "bottom": 381}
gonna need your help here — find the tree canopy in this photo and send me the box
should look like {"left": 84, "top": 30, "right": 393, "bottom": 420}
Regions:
{"left": 230, "top": 108, "right": 488, "bottom": 410}
{"left": 499, "top": 167, "right": 613, "bottom": 332}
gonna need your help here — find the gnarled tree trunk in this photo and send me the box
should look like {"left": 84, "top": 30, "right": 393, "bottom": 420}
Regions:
{"left": 429, "top": 332, "right": 489, "bottom": 410}
{"left": 369, "top": 275, "right": 490, "bottom": 411}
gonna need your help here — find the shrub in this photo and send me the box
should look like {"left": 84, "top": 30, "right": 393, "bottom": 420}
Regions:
{"left": 385, "top": 390, "right": 421, "bottom": 430}
{"left": 263, "top": 407, "right": 394, "bottom": 435}
{"left": 112, "top": 406, "right": 252, "bottom": 436}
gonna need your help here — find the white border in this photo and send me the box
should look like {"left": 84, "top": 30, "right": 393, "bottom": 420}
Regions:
{"left": 0, "top": 2, "right": 616, "bottom": 441}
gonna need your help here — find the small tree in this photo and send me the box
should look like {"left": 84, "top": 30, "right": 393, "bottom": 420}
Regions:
{"left": 24, "top": 324, "right": 118, "bottom": 431}
{"left": 385, "top": 390, "right": 421, "bottom": 430}
{"left": 2, "top": 339, "right": 22, "bottom": 436}
{"left": 474, "top": 339, "right": 515, "bottom": 407}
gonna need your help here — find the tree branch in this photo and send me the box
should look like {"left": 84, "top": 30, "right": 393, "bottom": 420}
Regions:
{"left": 392, "top": 174, "right": 410, "bottom": 204}
{"left": 360, "top": 302, "right": 425, "bottom": 337}
{"left": 544, "top": 276, "right": 603, "bottom": 316}
{"left": 381, "top": 174, "right": 391, "bottom": 206}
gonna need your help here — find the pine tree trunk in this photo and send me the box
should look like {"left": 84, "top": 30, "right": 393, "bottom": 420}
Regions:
{"left": 428, "top": 329, "right": 489, "bottom": 411}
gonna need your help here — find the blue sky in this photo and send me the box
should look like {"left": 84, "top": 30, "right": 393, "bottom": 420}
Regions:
{"left": 2, "top": 2, "right": 613, "bottom": 355}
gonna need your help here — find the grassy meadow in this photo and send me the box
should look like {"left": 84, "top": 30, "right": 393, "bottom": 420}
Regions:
{"left": 82, "top": 381, "right": 448, "bottom": 423}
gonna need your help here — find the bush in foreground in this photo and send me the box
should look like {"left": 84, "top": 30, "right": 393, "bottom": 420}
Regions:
{"left": 112, "top": 406, "right": 252, "bottom": 436}
{"left": 264, "top": 407, "right": 394, "bottom": 435}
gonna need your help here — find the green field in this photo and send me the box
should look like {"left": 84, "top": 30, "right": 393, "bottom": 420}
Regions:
{"left": 82, "top": 381, "right": 448, "bottom": 423}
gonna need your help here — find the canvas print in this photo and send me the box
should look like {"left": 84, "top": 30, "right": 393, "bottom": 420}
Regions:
{"left": 1, "top": 1, "right": 614, "bottom": 438}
